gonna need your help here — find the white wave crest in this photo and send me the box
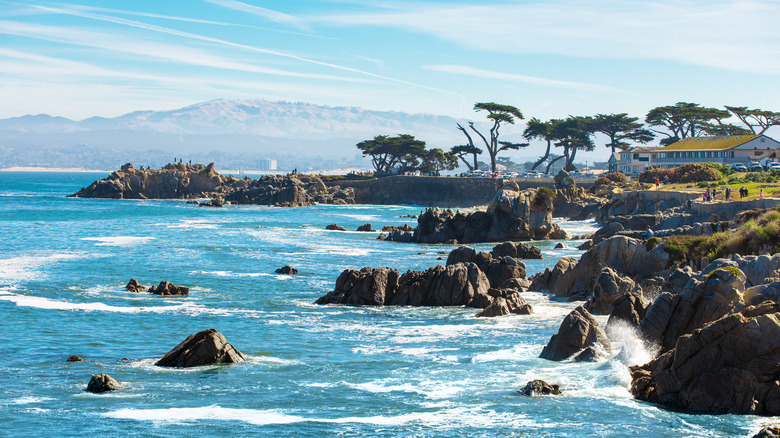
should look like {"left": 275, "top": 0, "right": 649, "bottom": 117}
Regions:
{"left": 81, "top": 236, "right": 154, "bottom": 246}
{"left": 0, "top": 252, "right": 84, "bottom": 284}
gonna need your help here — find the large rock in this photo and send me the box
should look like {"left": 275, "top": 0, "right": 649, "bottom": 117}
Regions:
{"left": 86, "top": 373, "right": 121, "bottom": 393}
{"left": 606, "top": 293, "right": 648, "bottom": 329}
{"left": 70, "top": 163, "right": 355, "bottom": 207}
{"left": 546, "top": 236, "right": 669, "bottom": 298}
{"left": 491, "top": 241, "right": 543, "bottom": 260}
{"left": 275, "top": 265, "right": 298, "bottom": 275}
{"left": 638, "top": 266, "right": 746, "bottom": 352}
{"left": 753, "top": 427, "right": 780, "bottom": 438}
{"left": 630, "top": 300, "right": 780, "bottom": 415}
{"left": 540, "top": 306, "right": 611, "bottom": 361}
{"left": 584, "top": 267, "right": 638, "bottom": 315}
{"left": 125, "top": 278, "right": 146, "bottom": 292}
{"left": 384, "top": 187, "right": 569, "bottom": 243}
{"left": 155, "top": 329, "right": 246, "bottom": 368}
{"left": 445, "top": 244, "right": 531, "bottom": 289}
{"left": 149, "top": 281, "right": 189, "bottom": 296}
{"left": 316, "top": 263, "right": 532, "bottom": 316}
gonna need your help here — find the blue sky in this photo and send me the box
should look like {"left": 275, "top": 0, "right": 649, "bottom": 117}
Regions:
{"left": 2, "top": 0, "right": 780, "bottom": 162}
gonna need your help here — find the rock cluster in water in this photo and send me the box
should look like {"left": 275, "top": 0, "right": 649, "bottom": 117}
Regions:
{"left": 315, "top": 241, "right": 544, "bottom": 317}
{"left": 69, "top": 162, "right": 355, "bottom": 207}
{"left": 383, "top": 184, "right": 570, "bottom": 244}
{"left": 126, "top": 278, "right": 189, "bottom": 296}
{"left": 86, "top": 373, "right": 121, "bottom": 393}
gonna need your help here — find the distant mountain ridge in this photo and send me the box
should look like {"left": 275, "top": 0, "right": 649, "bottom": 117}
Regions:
{"left": 0, "top": 99, "right": 467, "bottom": 140}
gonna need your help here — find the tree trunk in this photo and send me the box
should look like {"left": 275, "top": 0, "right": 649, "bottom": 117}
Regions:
{"left": 531, "top": 140, "right": 551, "bottom": 171}
{"left": 545, "top": 155, "right": 564, "bottom": 174}
{"left": 457, "top": 124, "right": 479, "bottom": 170}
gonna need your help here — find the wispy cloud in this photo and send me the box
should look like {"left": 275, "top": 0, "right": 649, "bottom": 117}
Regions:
{"left": 311, "top": 0, "right": 780, "bottom": 74}
{"left": 21, "top": 4, "right": 460, "bottom": 97}
{"left": 426, "top": 64, "right": 625, "bottom": 93}
{"left": 204, "top": 0, "right": 304, "bottom": 29}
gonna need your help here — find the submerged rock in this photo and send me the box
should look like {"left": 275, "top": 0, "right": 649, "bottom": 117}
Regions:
{"left": 275, "top": 265, "right": 299, "bottom": 275}
{"left": 356, "top": 223, "right": 374, "bottom": 232}
{"left": 66, "top": 355, "right": 83, "bottom": 362}
{"left": 326, "top": 224, "right": 346, "bottom": 231}
{"left": 155, "top": 328, "right": 245, "bottom": 368}
{"left": 519, "top": 379, "right": 561, "bottom": 396}
{"left": 86, "top": 373, "right": 121, "bottom": 393}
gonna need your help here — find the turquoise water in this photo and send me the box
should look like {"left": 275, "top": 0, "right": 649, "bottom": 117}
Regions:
{"left": 0, "top": 172, "right": 766, "bottom": 437}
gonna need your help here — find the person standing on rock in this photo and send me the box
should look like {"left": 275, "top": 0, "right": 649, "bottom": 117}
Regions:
{"left": 643, "top": 225, "right": 654, "bottom": 240}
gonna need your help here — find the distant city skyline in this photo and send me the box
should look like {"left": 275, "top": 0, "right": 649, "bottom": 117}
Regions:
{"left": 2, "top": 0, "right": 780, "bottom": 163}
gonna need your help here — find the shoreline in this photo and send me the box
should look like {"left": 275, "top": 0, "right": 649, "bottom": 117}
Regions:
{"left": 0, "top": 166, "right": 111, "bottom": 173}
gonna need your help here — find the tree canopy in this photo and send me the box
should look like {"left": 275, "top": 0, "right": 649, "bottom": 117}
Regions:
{"left": 550, "top": 116, "right": 596, "bottom": 171}
{"left": 458, "top": 102, "right": 528, "bottom": 173}
{"left": 450, "top": 144, "right": 482, "bottom": 171}
{"left": 592, "top": 113, "right": 654, "bottom": 156}
{"left": 356, "top": 134, "right": 427, "bottom": 176}
{"left": 645, "top": 102, "right": 747, "bottom": 145}
{"left": 725, "top": 106, "right": 780, "bottom": 135}
{"left": 523, "top": 117, "right": 556, "bottom": 171}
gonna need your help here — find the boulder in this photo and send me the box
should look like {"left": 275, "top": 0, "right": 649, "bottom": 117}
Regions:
{"left": 275, "top": 265, "right": 298, "bottom": 275}
{"left": 199, "top": 197, "right": 224, "bottom": 207}
{"left": 155, "top": 328, "right": 246, "bottom": 368}
{"left": 66, "top": 355, "right": 83, "bottom": 362}
{"left": 554, "top": 170, "right": 575, "bottom": 189}
{"left": 519, "top": 379, "right": 561, "bottom": 396}
{"left": 491, "top": 241, "right": 543, "bottom": 260}
{"left": 356, "top": 223, "right": 374, "bottom": 232}
{"left": 445, "top": 244, "right": 530, "bottom": 288}
{"left": 554, "top": 242, "right": 569, "bottom": 249}
{"left": 485, "top": 256, "right": 526, "bottom": 289}
{"left": 548, "top": 236, "right": 669, "bottom": 298}
{"left": 630, "top": 300, "right": 780, "bottom": 415}
{"left": 86, "top": 373, "right": 121, "bottom": 393}
{"left": 500, "top": 277, "right": 531, "bottom": 291}
{"left": 540, "top": 306, "right": 610, "bottom": 361}
{"left": 639, "top": 266, "right": 746, "bottom": 352}
{"left": 326, "top": 224, "right": 346, "bottom": 231}
{"left": 125, "top": 278, "right": 146, "bottom": 292}
{"left": 584, "top": 267, "right": 637, "bottom": 315}
{"left": 754, "top": 427, "right": 780, "bottom": 438}
{"left": 606, "top": 293, "right": 648, "bottom": 329}
{"left": 149, "top": 281, "right": 189, "bottom": 296}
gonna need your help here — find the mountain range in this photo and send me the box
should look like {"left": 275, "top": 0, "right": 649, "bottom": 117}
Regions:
{"left": 0, "top": 99, "right": 521, "bottom": 171}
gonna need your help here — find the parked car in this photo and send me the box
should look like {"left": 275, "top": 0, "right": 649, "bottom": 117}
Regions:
{"left": 748, "top": 162, "right": 764, "bottom": 171}
{"left": 731, "top": 163, "right": 748, "bottom": 172}
{"left": 768, "top": 162, "right": 780, "bottom": 171}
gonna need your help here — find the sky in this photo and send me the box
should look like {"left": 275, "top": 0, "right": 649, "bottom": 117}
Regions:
{"left": 2, "top": 0, "right": 780, "bottom": 163}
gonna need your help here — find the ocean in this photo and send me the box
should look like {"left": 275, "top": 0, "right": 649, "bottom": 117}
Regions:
{"left": 0, "top": 171, "right": 766, "bottom": 437}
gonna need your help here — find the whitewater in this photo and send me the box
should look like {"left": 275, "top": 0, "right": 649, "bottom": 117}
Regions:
{"left": 0, "top": 172, "right": 765, "bottom": 436}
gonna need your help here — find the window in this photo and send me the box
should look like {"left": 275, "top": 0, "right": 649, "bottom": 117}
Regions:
{"left": 633, "top": 154, "right": 639, "bottom": 159}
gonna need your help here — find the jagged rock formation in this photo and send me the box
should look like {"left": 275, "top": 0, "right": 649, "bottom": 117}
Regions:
{"left": 155, "top": 328, "right": 245, "bottom": 368}
{"left": 528, "top": 236, "right": 669, "bottom": 299}
{"left": 384, "top": 186, "right": 569, "bottom": 244}
{"left": 315, "top": 263, "right": 532, "bottom": 317}
{"left": 584, "top": 267, "right": 640, "bottom": 315}
{"left": 445, "top": 243, "right": 538, "bottom": 289}
{"left": 86, "top": 374, "right": 121, "bottom": 393}
{"left": 753, "top": 427, "right": 780, "bottom": 438}
{"left": 149, "top": 281, "right": 189, "bottom": 296}
{"left": 630, "top": 300, "right": 780, "bottom": 415}
{"left": 606, "top": 293, "right": 648, "bottom": 329}
{"left": 540, "top": 306, "right": 610, "bottom": 361}
{"left": 69, "top": 162, "right": 355, "bottom": 207}
{"left": 638, "top": 266, "right": 746, "bottom": 352}
{"left": 125, "top": 278, "right": 146, "bottom": 292}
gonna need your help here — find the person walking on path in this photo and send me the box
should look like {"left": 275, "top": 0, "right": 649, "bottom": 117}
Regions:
{"left": 655, "top": 177, "right": 660, "bottom": 189}
{"left": 760, "top": 189, "right": 764, "bottom": 199}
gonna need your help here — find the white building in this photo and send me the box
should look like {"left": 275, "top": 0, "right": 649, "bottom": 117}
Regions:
{"left": 258, "top": 158, "right": 277, "bottom": 171}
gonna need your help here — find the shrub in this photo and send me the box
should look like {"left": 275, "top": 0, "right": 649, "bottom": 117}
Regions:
{"left": 592, "top": 172, "right": 627, "bottom": 190}
{"left": 707, "top": 266, "right": 743, "bottom": 279}
{"left": 533, "top": 186, "right": 556, "bottom": 207}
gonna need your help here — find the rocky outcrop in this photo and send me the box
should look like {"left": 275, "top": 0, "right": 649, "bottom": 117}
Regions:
{"left": 125, "top": 278, "right": 146, "bottom": 292}
{"left": 519, "top": 380, "right": 561, "bottom": 396}
{"left": 155, "top": 328, "right": 245, "bottom": 368}
{"left": 753, "top": 427, "right": 780, "bottom": 438}
{"left": 66, "top": 355, "right": 83, "bottom": 362}
{"left": 356, "top": 223, "right": 374, "bottom": 232}
{"left": 638, "top": 266, "right": 746, "bottom": 352}
{"left": 149, "top": 281, "right": 189, "bottom": 296}
{"left": 86, "top": 374, "right": 121, "bottom": 393}
{"left": 529, "top": 236, "right": 669, "bottom": 298}
{"left": 383, "top": 186, "right": 570, "bottom": 244}
{"left": 326, "top": 224, "right": 346, "bottom": 231}
{"left": 70, "top": 163, "right": 355, "bottom": 207}
{"left": 584, "top": 268, "right": 638, "bottom": 315}
{"left": 539, "top": 306, "right": 610, "bottom": 361}
{"left": 275, "top": 265, "right": 298, "bottom": 275}
{"left": 199, "top": 197, "right": 224, "bottom": 207}
{"left": 630, "top": 300, "right": 780, "bottom": 415}
{"left": 606, "top": 293, "right": 648, "bottom": 329}
{"left": 315, "top": 263, "right": 532, "bottom": 317}
{"left": 445, "top": 242, "right": 540, "bottom": 289}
